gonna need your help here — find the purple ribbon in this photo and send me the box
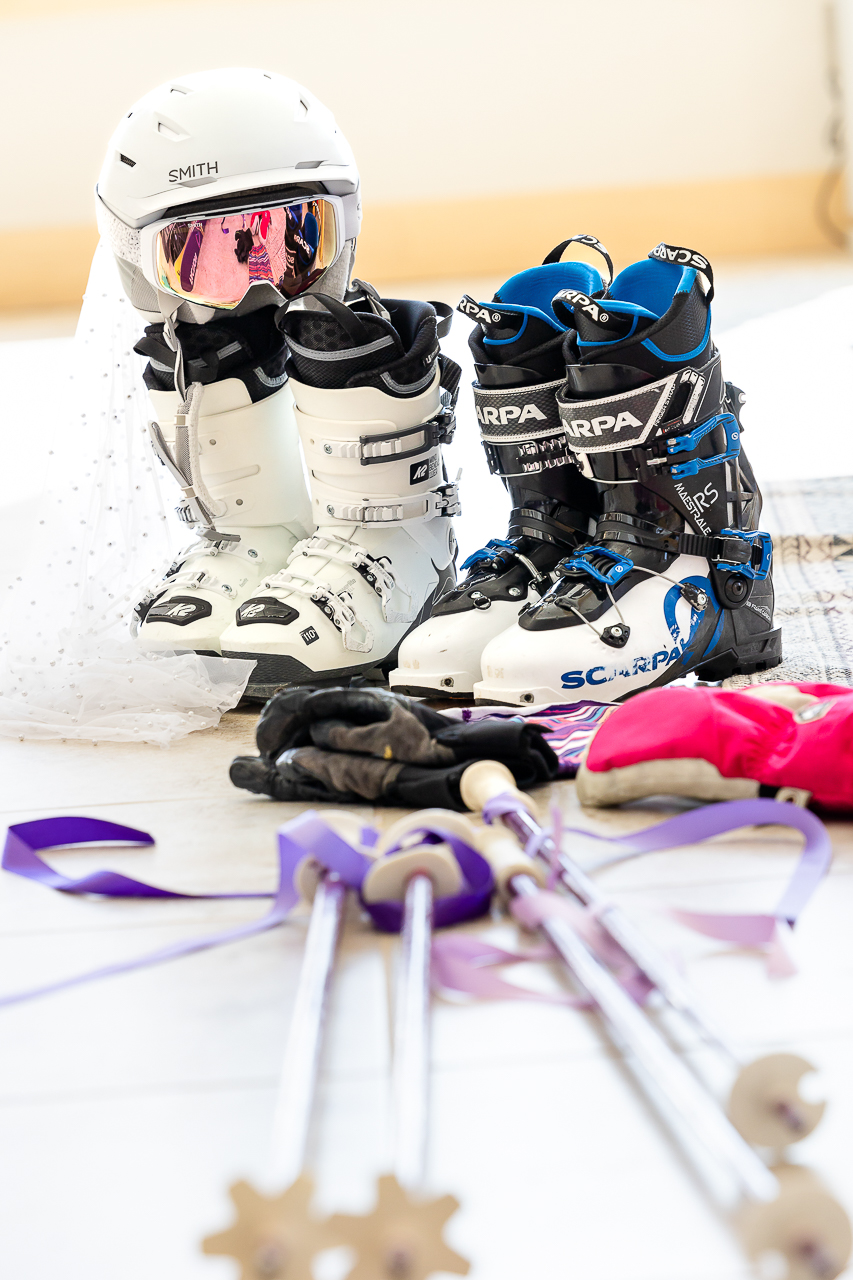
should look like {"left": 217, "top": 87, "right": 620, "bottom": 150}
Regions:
{"left": 0, "top": 813, "right": 492, "bottom": 1007}
{"left": 361, "top": 821, "right": 493, "bottom": 932}
{"left": 482, "top": 794, "right": 832, "bottom": 962}
{"left": 0, "top": 813, "right": 373, "bottom": 1008}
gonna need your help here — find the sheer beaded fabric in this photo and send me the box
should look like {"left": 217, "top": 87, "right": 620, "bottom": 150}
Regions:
{"left": 0, "top": 242, "right": 254, "bottom": 744}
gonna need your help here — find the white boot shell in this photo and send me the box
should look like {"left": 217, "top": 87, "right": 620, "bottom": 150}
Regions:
{"left": 136, "top": 379, "right": 311, "bottom": 653}
{"left": 474, "top": 553, "right": 713, "bottom": 705}
{"left": 221, "top": 373, "right": 458, "bottom": 694}
{"left": 389, "top": 597, "right": 527, "bottom": 696}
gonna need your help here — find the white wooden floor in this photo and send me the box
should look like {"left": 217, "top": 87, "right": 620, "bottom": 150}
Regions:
{"left": 1, "top": 710, "right": 852, "bottom": 1279}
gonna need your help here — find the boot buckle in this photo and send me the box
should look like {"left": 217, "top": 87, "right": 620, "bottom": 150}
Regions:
{"left": 667, "top": 412, "right": 740, "bottom": 478}
{"left": 561, "top": 544, "right": 633, "bottom": 586}
{"left": 713, "top": 529, "right": 772, "bottom": 580}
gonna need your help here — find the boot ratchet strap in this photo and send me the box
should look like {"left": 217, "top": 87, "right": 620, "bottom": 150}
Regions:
{"left": 319, "top": 405, "right": 456, "bottom": 466}
{"left": 325, "top": 481, "right": 460, "bottom": 526}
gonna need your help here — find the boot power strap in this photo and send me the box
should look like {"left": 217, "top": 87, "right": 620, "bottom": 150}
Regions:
{"left": 317, "top": 404, "right": 456, "bottom": 466}
{"left": 557, "top": 354, "right": 722, "bottom": 455}
{"left": 473, "top": 378, "right": 563, "bottom": 438}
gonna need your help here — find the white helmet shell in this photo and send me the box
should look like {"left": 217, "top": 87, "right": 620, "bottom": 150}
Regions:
{"left": 97, "top": 67, "right": 360, "bottom": 234}
{"left": 96, "top": 68, "right": 361, "bottom": 321}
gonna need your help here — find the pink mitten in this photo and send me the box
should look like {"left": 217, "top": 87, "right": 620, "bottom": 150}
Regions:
{"left": 576, "top": 682, "right": 853, "bottom": 811}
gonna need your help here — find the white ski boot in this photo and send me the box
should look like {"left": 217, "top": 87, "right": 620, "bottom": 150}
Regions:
{"left": 220, "top": 291, "right": 460, "bottom": 699}
{"left": 390, "top": 236, "right": 610, "bottom": 698}
{"left": 475, "top": 243, "right": 781, "bottom": 706}
{"left": 134, "top": 377, "right": 311, "bottom": 654}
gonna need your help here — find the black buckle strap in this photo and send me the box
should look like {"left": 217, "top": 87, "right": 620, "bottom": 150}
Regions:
{"left": 359, "top": 405, "right": 455, "bottom": 466}
{"left": 508, "top": 505, "right": 590, "bottom": 546}
{"left": 597, "top": 514, "right": 768, "bottom": 574}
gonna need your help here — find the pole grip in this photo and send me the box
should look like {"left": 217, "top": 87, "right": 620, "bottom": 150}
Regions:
{"left": 459, "top": 759, "right": 536, "bottom": 816}
{"left": 475, "top": 824, "right": 547, "bottom": 899}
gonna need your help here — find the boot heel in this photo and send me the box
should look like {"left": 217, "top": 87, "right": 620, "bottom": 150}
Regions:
{"left": 694, "top": 626, "right": 783, "bottom": 681}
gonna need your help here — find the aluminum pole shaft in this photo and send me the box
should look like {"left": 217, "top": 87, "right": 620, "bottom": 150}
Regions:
{"left": 270, "top": 874, "right": 347, "bottom": 1188}
{"left": 500, "top": 805, "right": 738, "bottom": 1061}
{"left": 511, "top": 874, "right": 779, "bottom": 1204}
{"left": 393, "top": 872, "right": 434, "bottom": 1191}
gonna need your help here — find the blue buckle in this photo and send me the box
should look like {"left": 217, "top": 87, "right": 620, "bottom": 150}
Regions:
{"left": 714, "top": 529, "right": 772, "bottom": 580}
{"left": 667, "top": 412, "right": 740, "bottom": 479}
{"left": 562, "top": 544, "right": 633, "bottom": 586}
{"left": 460, "top": 538, "right": 516, "bottom": 572}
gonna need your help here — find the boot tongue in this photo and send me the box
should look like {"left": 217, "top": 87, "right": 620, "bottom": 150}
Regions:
{"left": 458, "top": 294, "right": 560, "bottom": 365}
{"left": 553, "top": 288, "right": 658, "bottom": 348}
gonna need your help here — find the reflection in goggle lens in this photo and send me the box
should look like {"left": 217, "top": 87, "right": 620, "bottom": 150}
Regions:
{"left": 155, "top": 199, "right": 336, "bottom": 309}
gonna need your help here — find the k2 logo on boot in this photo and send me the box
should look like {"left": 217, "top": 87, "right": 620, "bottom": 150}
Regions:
{"left": 410, "top": 457, "right": 438, "bottom": 485}
{"left": 300, "top": 626, "right": 320, "bottom": 645}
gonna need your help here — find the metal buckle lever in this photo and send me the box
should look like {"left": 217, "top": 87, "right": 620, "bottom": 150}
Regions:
{"left": 713, "top": 529, "right": 772, "bottom": 580}
{"left": 668, "top": 412, "right": 740, "bottom": 479}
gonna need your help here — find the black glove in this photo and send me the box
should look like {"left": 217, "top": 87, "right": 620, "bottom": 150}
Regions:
{"left": 230, "top": 687, "right": 558, "bottom": 810}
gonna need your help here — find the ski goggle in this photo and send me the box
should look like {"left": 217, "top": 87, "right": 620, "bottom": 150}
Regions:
{"left": 138, "top": 195, "right": 342, "bottom": 310}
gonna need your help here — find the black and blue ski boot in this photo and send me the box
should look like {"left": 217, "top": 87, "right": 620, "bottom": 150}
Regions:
{"left": 475, "top": 242, "right": 782, "bottom": 705}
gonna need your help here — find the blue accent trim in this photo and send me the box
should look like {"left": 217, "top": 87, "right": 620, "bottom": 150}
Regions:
{"left": 495, "top": 260, "right": 605, "bottom": 324}
{"left": 641, "top": 309, "right": 712, "bottom": 362}
{"left": 701, "top": 606, "right": 725, "bottom": 660}
{"left": 674, "top": 267, "right": 697, "bottom": 295}
{"left": 608, "top": 258, "right": 683, "bottom": 316}
{"left": 483, "top": 313, "right": 530, "bottom": 347}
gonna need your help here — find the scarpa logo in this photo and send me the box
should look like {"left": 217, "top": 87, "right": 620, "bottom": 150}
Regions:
{"left": 650, "top": 243, "right": 709, "bottom": 272}
{"left": 458, "top": 298, "right": 503, "bottom": 324}
{"left": 564, "top": 412, "right": 642, "bottom": 437}
{"left": 560, "top": 576, "right": 711, "bottom": 689}
{"left": 476, "top": 404, "right": 547, "bottom": 426}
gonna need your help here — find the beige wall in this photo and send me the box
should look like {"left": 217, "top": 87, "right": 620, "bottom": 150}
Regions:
{"left": 0, "top": 0, "right": 844, "bottom": 306}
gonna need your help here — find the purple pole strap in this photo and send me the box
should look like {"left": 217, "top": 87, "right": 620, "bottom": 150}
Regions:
{"left": 361, "top": 820, "right": 494, "bottom": 933}
{"left": 0, "top": 813, "right": 374, "bottom": 1008}
{"left": 482, "top": 794, "right": 832, "bottom": 954}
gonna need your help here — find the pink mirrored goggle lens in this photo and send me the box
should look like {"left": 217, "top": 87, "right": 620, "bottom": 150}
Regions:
{"left": 155, "top": 199, "right": 338, "bottom": 308}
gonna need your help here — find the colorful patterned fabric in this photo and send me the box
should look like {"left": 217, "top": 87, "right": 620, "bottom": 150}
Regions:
{"left": 247, "top": 243, "right": 274, "bottom": 283}
{"left": 444, "top": 700, "right": 612, "bottom": 776}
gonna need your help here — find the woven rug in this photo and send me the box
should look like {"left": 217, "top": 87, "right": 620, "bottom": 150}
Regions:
{"left": 724, "top": 477, "right": 853, "bottom": 687}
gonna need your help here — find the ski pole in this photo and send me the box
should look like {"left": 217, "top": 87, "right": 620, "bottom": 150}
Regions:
{"left": 460, "top": 759, "right": 825, "bottom": 1149}
{"left": 270, "top": 869, "right": 348, "bottom": 1188}
{"left": 464, "top": 807, "right": 851, "bottom": 1277}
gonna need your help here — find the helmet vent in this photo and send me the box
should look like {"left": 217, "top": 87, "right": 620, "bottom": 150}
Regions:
{"left": 296, "top": 159, "right": 322, "bottom": 169}
{"left": 170, "top": 85, "right": 190, "bottom": 95}
{"left": 296, "top": 98, "right": 309, "bottom": 119}
{"left": 119, "top": 153, "right": 136, "bottom": 167}
{"left": 157, "top": 120, "right": 185, "bottom": 141}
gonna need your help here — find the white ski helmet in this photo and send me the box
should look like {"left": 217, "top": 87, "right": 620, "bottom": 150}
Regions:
{"left": 96, "top": 67, "right": 361, "bottom": 322}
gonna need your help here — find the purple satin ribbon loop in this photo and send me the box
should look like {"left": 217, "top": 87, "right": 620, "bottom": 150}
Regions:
{"left": 360, "top": 822, "right": 494, "bottom": 933}
{"left": 482, "top": 792, "right": 831, "bottom": 951}
{"left": 2, "top": 816, "right": 267, "bottom": 900}
{"left": 0, "top": 811, "right": 372, "bottom": 1010}
{"left": 276, "top": 812, "right": 374, "bottom": 897}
